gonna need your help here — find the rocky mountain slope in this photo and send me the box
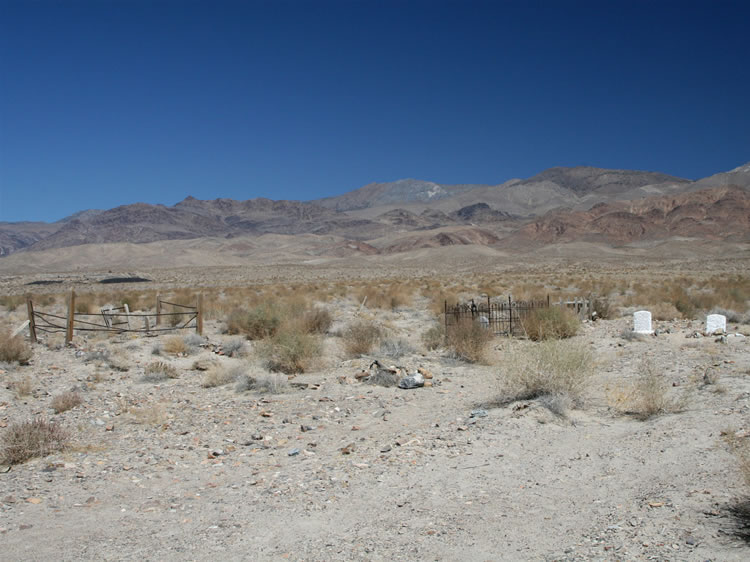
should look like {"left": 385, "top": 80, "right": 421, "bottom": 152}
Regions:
{"left": 1, "top": 162, "right": 748, "bottom": 259}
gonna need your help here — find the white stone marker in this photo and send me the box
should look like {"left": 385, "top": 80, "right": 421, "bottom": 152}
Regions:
{"left": 633, "top": 310, "right": 653, "bottom": 334}
{"left": 705, "top": 314, "right": 727, "bottom": 335}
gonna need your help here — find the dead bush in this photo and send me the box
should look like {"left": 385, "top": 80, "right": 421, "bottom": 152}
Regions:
{"left": 342, "top": 320, "right": 382, "bottom": 356}
{"left": 521, "top": 307, "right": 580, "bottom": 341}
{"left": 0, "top": 329, "right": 32, "bottom": 364}
{"left": 496, "top": 340, "right": 593, "bottom": 413}
{"left": 141, "top": 361, "right": 179, "bottom": 382}
{"left": 445, "top": 318, "right": 492, "bottom": 363}
{"left": 257, "top": 327, "right": 321, "bottom": 374}
{"left": 50, "top": 391, "right": 82, "bottom": 413}
{"left": 379, "top": 338, "right": 414, "bottom": 359}
{"left": 613, "top": 359, "right": 687, "bottom": 420}
{"left": 2, "top": 417, "right": 68, "bottom": 465}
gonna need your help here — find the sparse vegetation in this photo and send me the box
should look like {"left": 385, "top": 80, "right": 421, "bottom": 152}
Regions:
{"left": 50, "top": 391, "right": 83, "bottom": 413}
{"left": 201, "top": 363, "right": 243, "bottom": 388}
{"left": 612, "top": 359, "right": 686, "bottom": 420}
{"left": 2, "top": 417, "right": 68, "bottom": 465}
{"left": 0, "top": 329, "right": 32, "bottom": 364}
{"left": 9, "top": 377, "right": 33, "bottom": 398}
{"left": 257, "top": 327, "right": 321, "bottom": 374}
{"left": 445, "top": 318, "right": 492, "bottom": 363}
{"left": 236, "top": 372, "right": 289, "bottom": 394}
{"left": 421, "top": 322, "right": 446, "bottom": 351}
{"left": 379, "top": 338, "right": 414, "bottom": 359}
{"left": 226, "top": 303, "right": 282, "bottom": 340}
{"left": 496, "top": 340, "right": 593, "bottom": 414}
{"left": 342, "top": 320, "right": 382, "bottom": 356}
{"left": 162, "top": 335, "right": 189, "bottom": 355}
{"left": 521, "top": 306, "right": 580, "bottom": 341}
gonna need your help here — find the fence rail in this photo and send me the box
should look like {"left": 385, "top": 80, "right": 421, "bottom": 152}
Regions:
{"left": 23, "top": 291, "right": 203, "bottom": 344}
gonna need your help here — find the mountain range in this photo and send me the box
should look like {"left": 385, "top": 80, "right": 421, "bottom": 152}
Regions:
{"left": 1, "top": 162, "right": 749, "bottom": 267}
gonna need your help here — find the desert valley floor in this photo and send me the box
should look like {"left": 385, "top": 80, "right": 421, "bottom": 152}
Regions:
{"left": 1, "top": 255, "right": 750, "bottom": 561}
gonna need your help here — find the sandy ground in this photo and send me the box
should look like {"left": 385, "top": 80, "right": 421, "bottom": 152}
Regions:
{"left": 1, "top": 284, "right": 750, "bottom": 560}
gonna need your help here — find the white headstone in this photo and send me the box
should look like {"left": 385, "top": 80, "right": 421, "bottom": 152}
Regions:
{"left": 633, "top": 310, "right": 653, "bottom": 334}
{"left": 705, "top": 314, "right": 727, "bottom": 335}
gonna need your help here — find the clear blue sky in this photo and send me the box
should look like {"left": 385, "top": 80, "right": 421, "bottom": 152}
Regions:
{"left": 1, "top": 0, "right": 748, "bottom": 222}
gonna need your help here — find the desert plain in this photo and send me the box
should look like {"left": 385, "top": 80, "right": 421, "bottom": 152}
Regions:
{"left": 1, "top": 249, "right": 749, "bottom": 562}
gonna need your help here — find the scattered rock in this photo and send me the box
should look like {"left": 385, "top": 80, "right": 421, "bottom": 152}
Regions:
{"left": 398, "top": 372, "right": 424, "bottom": 389}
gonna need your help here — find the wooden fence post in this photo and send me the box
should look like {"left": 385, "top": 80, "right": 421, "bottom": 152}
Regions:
{"left": 196, "top": 293, "right": 203, "bottom": 335}
{"left": 66, "top": 289, "right": 76, "bottom": 345}
{"left": 155, "top": 294, "right": 161, "bottom": 326}
{"left": 26, "top": 295, "right": 37, "bottom": 343}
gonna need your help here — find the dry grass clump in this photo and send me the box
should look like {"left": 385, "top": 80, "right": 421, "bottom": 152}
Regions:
{"left": 2, "top": 417, "right": 68, "bottom": 465}
{"left": 342, "top": 320, "right": 382, "bottom": 356}
{"left": 9, "top": 377, "right": 33, "bottom": 398}
{"left": 236, "top": 372, "right": 289, "bottom": 394}
{"left": 522, "top": 307, "right": 580, "bottom": 341}
{"left": 445, "top": 318, "right": 493, "bottom": 363}
{"left": 50, "top": 391, "right": 83, "bottom": 413}
{"left": 130, "top": 403, "right": 167, "bottom": 425}
{"left": 0, "top": 329, "right": 32, "bottom": 364}
{"left": 496, "top": 340, "right": 593, "bottom": 413}
{"left": 222, "top": 337, "right": 247, "bottom": 357}
{"left": 257, "top": 327, "right": 321, "bottom": 374}
{"left": 612, "top": 359, "right": 687, "bottom": 420}
{"left": 141, "top": 361, "right": 179, "bottom": 382}
{"left": 201, "top": 363, "right": 244, "bottom": 388}
{"left": 0, "top": 295, "right": 26, "bottom": 311}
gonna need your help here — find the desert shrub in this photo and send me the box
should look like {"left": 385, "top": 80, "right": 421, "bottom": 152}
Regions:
{"left": 496, "top": 340, "right": 593, "bottom": 412}
{"left": 710, "top": 307, "right": 749, "bottom": 325}
{"left": 50, "top": 391, "right": 82, "bottom": 413}
{"left": 379, "top": 338, "right": 414, "bottom": 359}
{"left": 299, "top": 307, "right": 333, "bottom": 334}
{"left": 0, "top": 329, "right": 32, "bottom": 364}
{"left": 141, "top": 361, "right": 179, "bottom": 382}
{"left": 0, "top": 295, "right": 25, "bottom": 312}
{"left": 257, "top": 327, "right": 321, "bottom": 374}
{"left": 9, "top": 377, "right": 33, "bottom": 398}
{"left": 342, "top": 320, "right": 382, "bottom": 356}
{"left": 162, "top": 335, "right": 188, "bottom": 355}
{"left": 201, "top": 364, "right": 243, "bottom": 388}
{"left": 445, "top": 318, "right": 492, "bottom": 363}
{"left": 226, "top": 303, "right": 282, "bottom": 340}
{"left": 522, "top": 306, "right": 580, "bottom": 341}
{"left": 2, "top": 417, "right": 68, "bottom": 465}
{"left": 614, "top": 359, "right": 686, "bottom": 420}
{"left": 222, "top": 337, "right": 247, "bottom": 357}
{"left": 236, "top": 372, "right": 289, "bottom": 394}
{"left": 650, "top": 302, "right": 681, "bottom": 321}
{"left": 422, "top": 323, "right": 446, "bottom": 351}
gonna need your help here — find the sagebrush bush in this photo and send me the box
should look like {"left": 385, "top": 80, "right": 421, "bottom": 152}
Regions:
{"left": 496, "top": 340, "right": 593, "bottom": 412}
{"left": 50, "top": 391, "right": 82, "bottom": 413}
{"left": 356, "top": 284, "right": 412, "bottom": 310}
{"left": 236, "top": 372, "right": 289, "bottom": 394}
{"left": 445, "top": 318, "right": 492, "bottom": 363}
{"left": 342, "top": 320, "right": 382, "bottom": 356}
{"left": 10, "top": 377, "right": 33, "bottom": 398}
{"left": 521, "top": 307, "right": 580, "bottom": 341}
{"left": 257, "top": 327, "right": 321, "bottom": 374}
{"left": 0, "top": 329, "right": 32, "bottom": 364}
{"left": 161, "top": 336, "right": 188, "bottom": 355}
{"left": 2, "top": 417, "right": 68, "bottom": 465}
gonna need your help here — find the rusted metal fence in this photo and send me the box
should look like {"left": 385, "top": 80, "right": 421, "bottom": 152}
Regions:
{"left": 444, "top": 295, "right": 592, "bottom": 336}
{"left": 25, "top": 291, "right": 203, "bottom": 344}
{"left": 444, "top": 295, "right": 550, "bottom": 336}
